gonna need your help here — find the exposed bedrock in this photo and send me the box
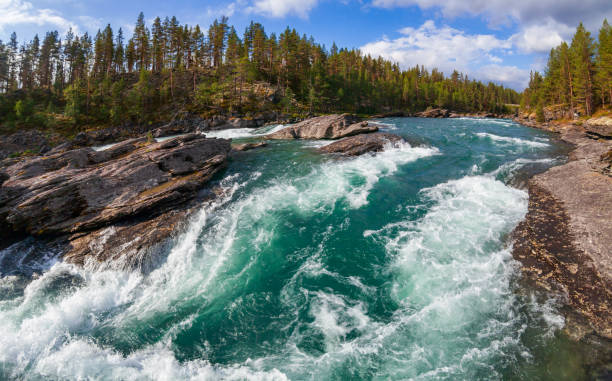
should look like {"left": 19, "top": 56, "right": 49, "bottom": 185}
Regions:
{"left": 512, "top": 124, "right": 612, "bottom": 339}
{"left": 0, "top": 134, "right": 231, "bottom": 268}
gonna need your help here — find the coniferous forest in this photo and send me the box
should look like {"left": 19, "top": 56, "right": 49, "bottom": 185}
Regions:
{"left": 522, "top": 20, "right": 612, "bottom": 121}
{"left": 0, "top": 13, "right": 520, "bottom": 133}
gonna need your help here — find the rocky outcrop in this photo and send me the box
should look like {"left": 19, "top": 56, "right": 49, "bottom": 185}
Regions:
{"left": 0, "top": 134, "right": 231, "bottom": 267}
{"left": 232, "top": 141, "right": 268, "bottom": 151}
{"left": 511, "top": 124, "right": 612, "bottom": 339}
{"left": 268, "top": 114, "right": 377, "bottom": 140}
{"left": 585, "top": 116, "right": 612, "bottom": 139}
{"left": 416, "top": 108, "right": 449, "bottom": 118}
{"left": 0, "top": 129, "right": 61, "bottom": 159}
{"left": 318, "top": 133, "right": 404, "bottom": 156}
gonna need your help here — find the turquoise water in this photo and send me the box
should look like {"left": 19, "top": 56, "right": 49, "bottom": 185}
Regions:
{"left": 0, "top": 118, "right": 596, "bottom": 380}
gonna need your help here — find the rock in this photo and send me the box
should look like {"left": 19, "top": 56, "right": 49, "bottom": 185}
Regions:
{"left": 232, "top": 142, "right": 268, "bottom": 151}
{"left": 585, "top": 116, "right": 612, "bottom": 139}
{"left": 152, "top": 116, "right": 209, "bottom": 137}
{"left": 511, "top": 125, "right": 612, "bottom": 339}
{"left": 416, "top": 108, "right": 449, "bottom": 118}
{"left": 318, "top": 133, "right": 404, "bottom": 156}
{"left": 267, "top": 114, "right": 377, "bottom": 140}
{"left": 0, "top": 130, "right": 57, "bottom": 159}
{"left": 371, "top": 111, "right": 409, "bottom": 118}
{"left": 0, "top": 134, "right": 231, "bottom": 246}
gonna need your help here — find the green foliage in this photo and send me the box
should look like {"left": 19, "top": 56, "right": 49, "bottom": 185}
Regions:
{"left": 64, "top": 79, "right": 85, "bottom": 123}
{"left": 536, "top": 101, "right": 546, "bottom": 123}
{"left": 523, "top": 19, "right": 610, "bottom": 117}
{"left": 0, "top": 12, "right": 522, "bottom": 134}
{"left": 14, "top": 99, "right": 33, "bottom": 121}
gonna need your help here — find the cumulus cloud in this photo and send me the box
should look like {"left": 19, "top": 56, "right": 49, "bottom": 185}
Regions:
{"left": 370, "top": 0, "right": 612, "bottom": 30}
{"left": 0, "top": 0, "right": 76, "bottom": 33}
{"left": 360, "top": 20, "right": 538, "bottom": 89}
{"left": 477, "top": 64, "right": 530, "bottom": 89}
{"left": 510, "top": 18, "right": 575, "bottom": 53}
{"left": 361, "top": 20, "right": 511, "bottom": 75}
{"left": 248, "top": 0, "right": 320, "bottom": 18}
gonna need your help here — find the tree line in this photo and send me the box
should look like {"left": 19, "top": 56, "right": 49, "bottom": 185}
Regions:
{"left": 522, "top": 20, "right": 611, "bottom": 120}
{"left": 0, "top": 13, "right": 520, "bottom": 131}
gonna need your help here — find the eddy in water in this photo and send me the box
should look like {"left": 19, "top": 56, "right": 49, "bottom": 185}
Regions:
{"left": 0, "top": 118, "right": 599, "bottom": 380}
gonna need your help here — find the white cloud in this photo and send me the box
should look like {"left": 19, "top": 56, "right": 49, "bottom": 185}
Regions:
{"left": 477, "top": 64, "right": 530, "bottom": 89}
{"left": 360, "top": 20, "right": 539, "bottom": 89}
{"left": 361, "top": 20, "right": 510, "bottom": 75}
{"left": 0, "top": 0, "right": 76, "bottom": 33}
{"left": 370, "top": 0, "right": 612, "bottom": 31}
{"left": 510, "top": 18, "right": 574, "bottom": 53}
{"left": 248, "top": 0, "right": 320, "bottom": 18}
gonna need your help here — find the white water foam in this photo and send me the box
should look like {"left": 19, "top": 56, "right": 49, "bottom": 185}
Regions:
{"left": 204, "top": 124, "right": 286, "bottom": 139}
{"left": 0, "top": 142, "right": 437, "bottom": 380}
{"left": 370, "top": 121, "right": 398, "bottom": 130}
{"left": 476, "top": 132, "right": 549, "bottom": 148}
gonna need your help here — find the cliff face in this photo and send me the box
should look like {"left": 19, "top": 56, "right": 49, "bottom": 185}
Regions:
{"left": 512, "top": 118, "right": 612, "bottom": 339}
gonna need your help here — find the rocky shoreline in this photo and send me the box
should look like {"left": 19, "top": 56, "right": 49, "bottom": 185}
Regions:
{"left": 512, "top": 114, "right": 612, "bottom": 341}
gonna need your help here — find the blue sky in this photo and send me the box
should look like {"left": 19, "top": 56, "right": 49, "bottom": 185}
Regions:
{"left": 1, "top": 0, "right": 611, "bottom": 90}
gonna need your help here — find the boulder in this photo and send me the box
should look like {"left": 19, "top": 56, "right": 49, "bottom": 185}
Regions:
{"left": 416, "top": 108, "right": 449, "bottom": 118}
{"left": 0, "top": 134, "right": 231, "bottom": 242}
{"left": 267, "top": 114, "right": 377, "bottom": 140}
{"left": 318, "top": 133, "right": 404, "bottom": 156}
{"left": 585, "top": 116, "right": 612, "bottom": 139}
{"left": 232, "top": 141, "right": 268, "bottom": 151}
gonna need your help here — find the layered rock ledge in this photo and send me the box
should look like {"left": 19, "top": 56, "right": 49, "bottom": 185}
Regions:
{"left": 0, "top": 134, "right": 231, "bottom": 269}
{"left": 512, "top": 122, "right": 612, "bottom": 339}
{"left": 267, "top": 114, "right": 378, "bottom": 140}
{"left": 318, "top": 133, "right": 404, "bottom": 156}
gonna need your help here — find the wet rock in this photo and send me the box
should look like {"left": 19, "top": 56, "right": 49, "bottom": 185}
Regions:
{"left": 268, "top": 114, "right": 377, "bottom": 140}
{"left": 232, "top": 141, "right": 268, "bottom": 151}
{"left": 0, "top": 134, "right": 231, "bottom": 250}
{"left": 318, "top": 133, "right": 404, "bottom": 156}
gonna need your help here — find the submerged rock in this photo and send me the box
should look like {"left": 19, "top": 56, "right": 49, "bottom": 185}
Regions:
{"left": 0, "top": 134, "right": 231, "bottom": 267}
{"left": 318, "top": 133, "right": 404, "bottom": 156}
{"left": 267, "top": 114, "right": 378, "bottom": 140}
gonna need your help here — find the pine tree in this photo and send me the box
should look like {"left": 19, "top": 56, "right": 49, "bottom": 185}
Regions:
{"left": 570, "top": 23, "right": 596, "bottom": 115}
{"left": 595, "top": 19, "right": 612, "bottom": 107}
{"left": 133, "top": 12, "right": 150, "bottom": 71}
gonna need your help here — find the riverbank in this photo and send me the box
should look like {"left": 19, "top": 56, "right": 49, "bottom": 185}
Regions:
{"left": 512, "top": 115, "right": 612, "bottom": 342}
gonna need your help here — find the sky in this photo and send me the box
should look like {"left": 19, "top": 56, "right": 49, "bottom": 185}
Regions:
{"left": 0, "top": 0, "right": 610, "bottom": 90}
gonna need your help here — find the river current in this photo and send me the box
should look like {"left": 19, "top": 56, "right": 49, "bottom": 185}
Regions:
{"left": 0, "top": 117, "right": 596, "bottom": 380}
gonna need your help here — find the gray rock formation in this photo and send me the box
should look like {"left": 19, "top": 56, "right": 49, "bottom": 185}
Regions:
{"left": 232, "top": 141, "right": 268, "bottom": 151}
{"left": 267, "top": 114, "right": 377, "bottom": 140}
{"left": 0, "top": 134, "right": 231, "bottom": 266}
{"left": 318, "top": 133, "right": 404, "bottom": 156}
{"left": 584, "top": 116, "right": 612, "bottom": 139}
{"left": 512, "top": 125, "right": 612, "bottom": 339}
{"left": 416, "top": 108, "right": 449, "bottom": 118}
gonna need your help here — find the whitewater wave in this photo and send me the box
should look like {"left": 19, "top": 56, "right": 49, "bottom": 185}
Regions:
{"left": 476, "top": 132, "right": 549, "bottom": 148}
{"left": 370, "top": 121, "right": 398, "bottom": 130}
{"left": 204, "top": 124, "right": 286, "bottom": 139}
{"left": 0, "top": 142, "right": 438, "bottom": 380}
{"left": 357, "top": 175, "right": 562, "bottom": 379}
